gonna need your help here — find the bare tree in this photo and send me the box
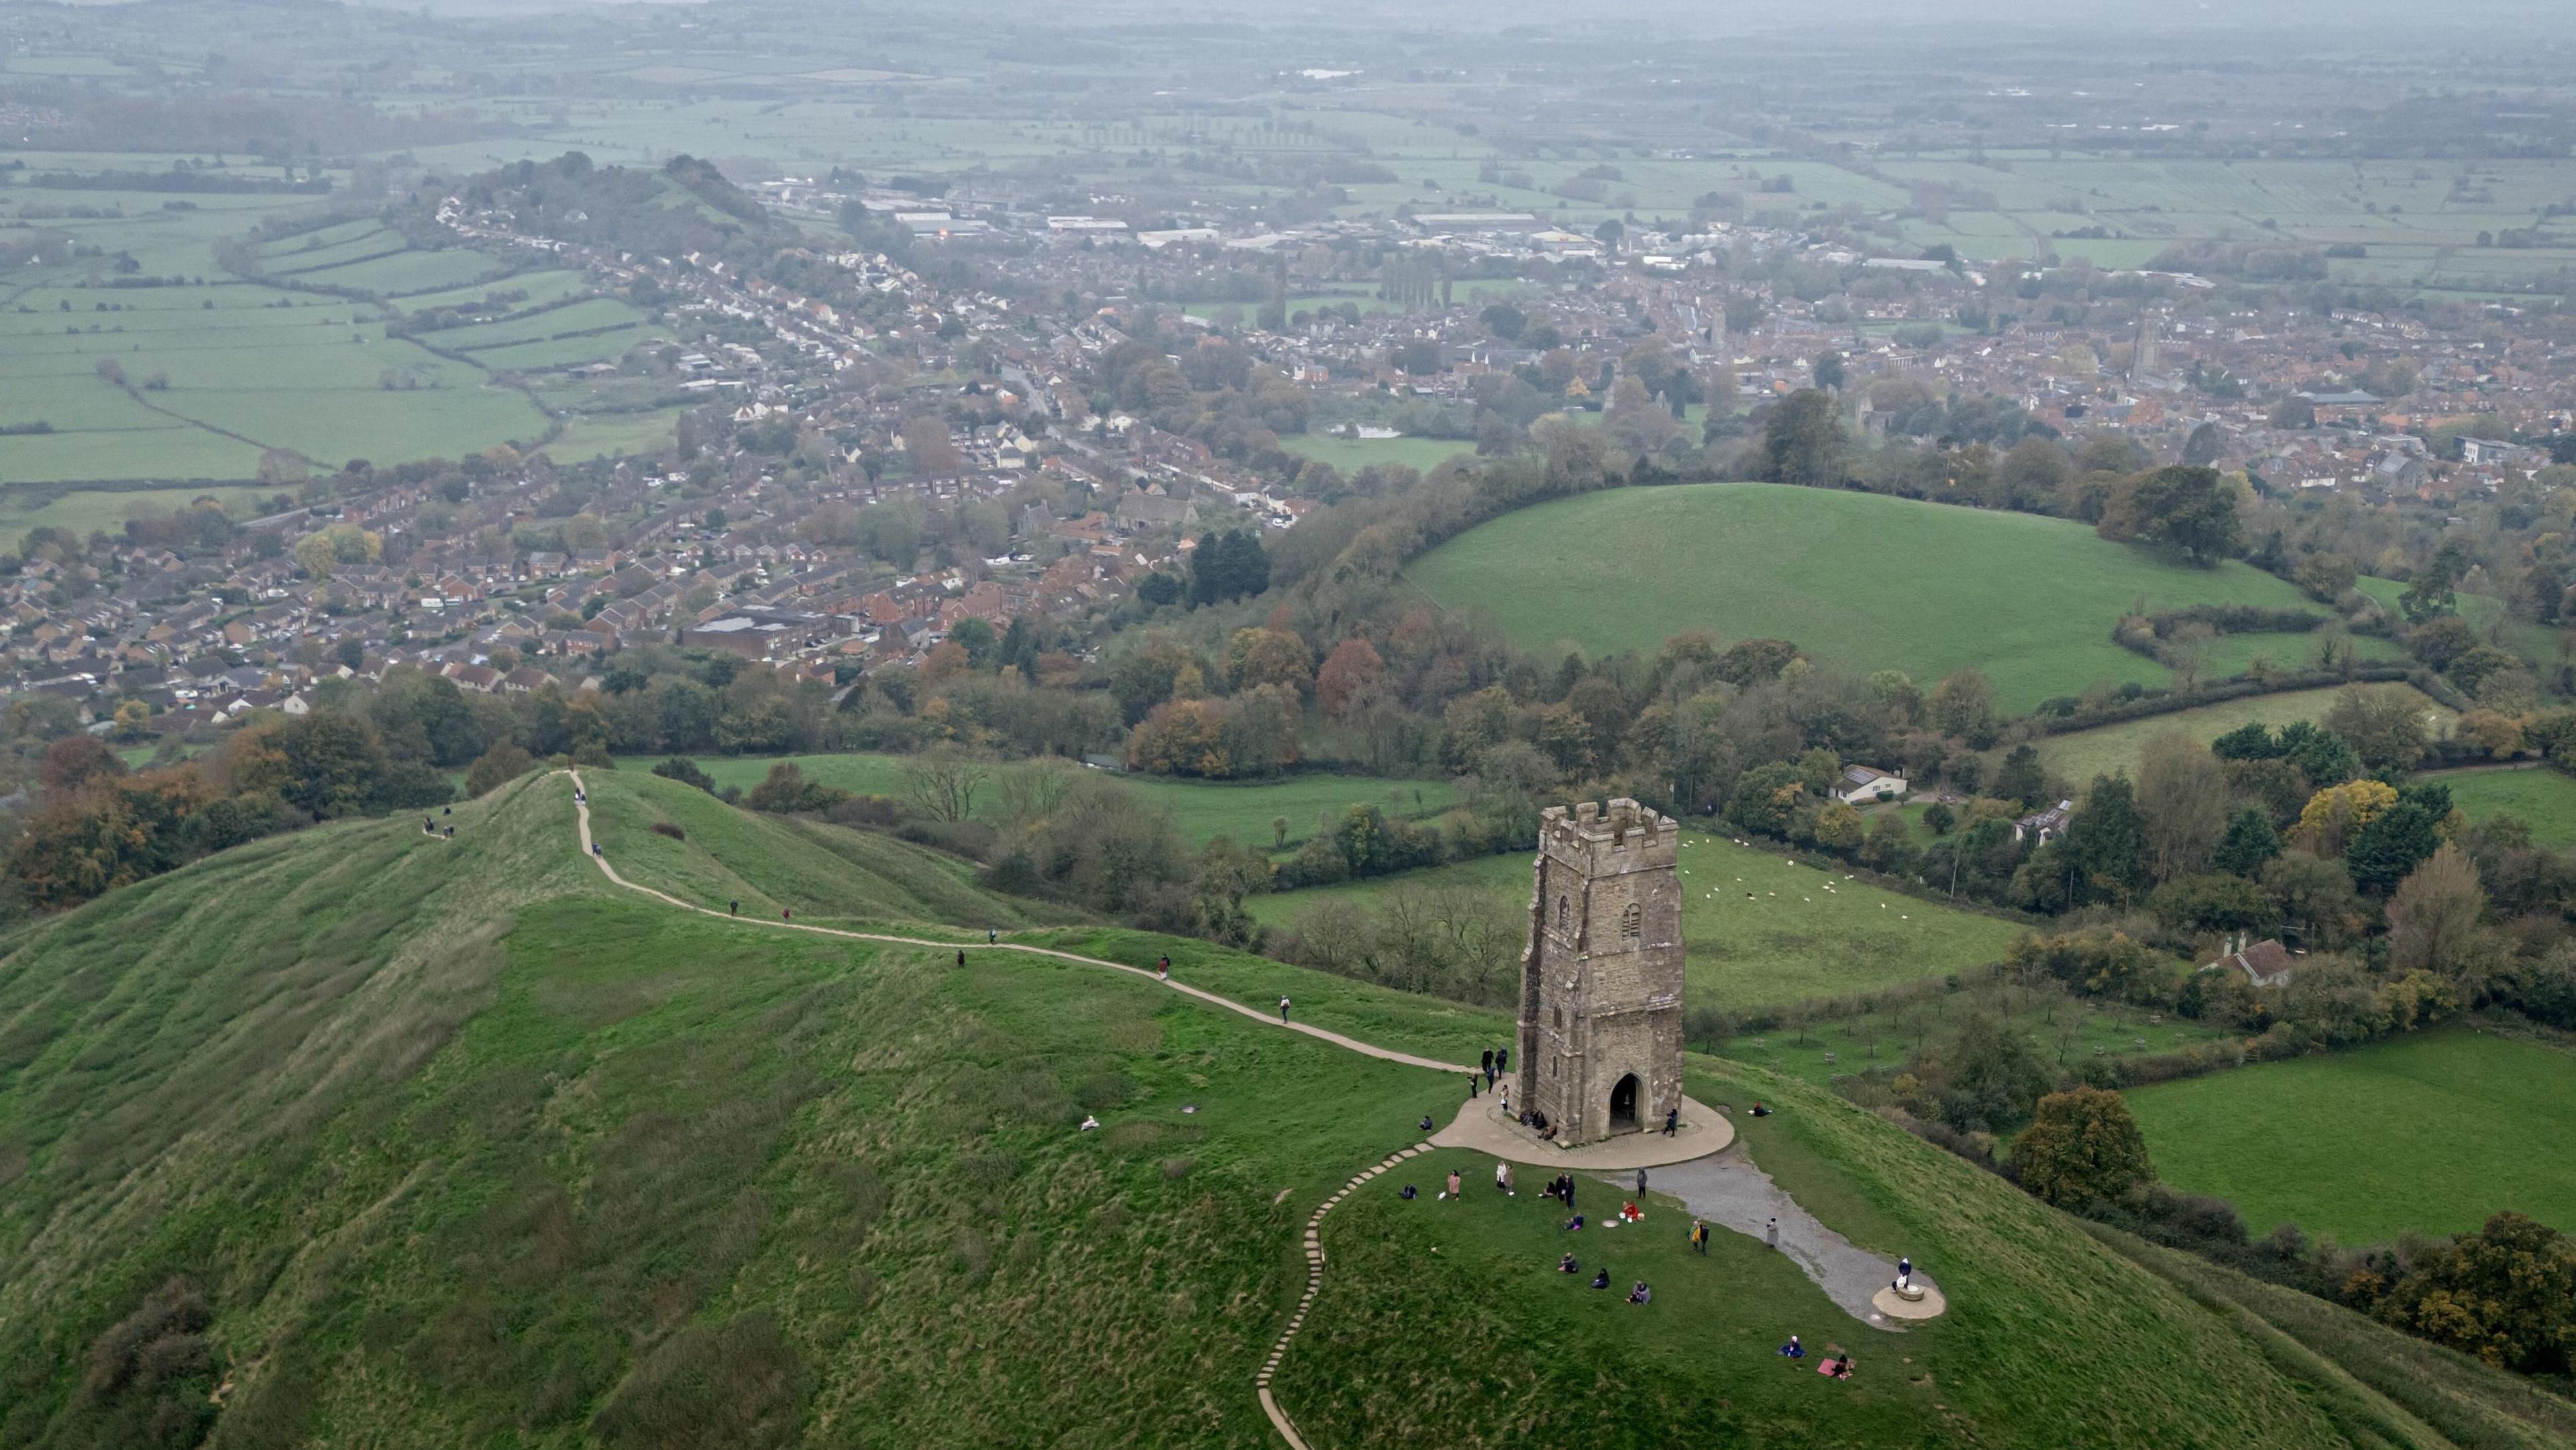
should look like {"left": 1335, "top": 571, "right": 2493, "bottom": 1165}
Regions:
{"left": 901, "top": 745, "right": 991, "bottom": 823}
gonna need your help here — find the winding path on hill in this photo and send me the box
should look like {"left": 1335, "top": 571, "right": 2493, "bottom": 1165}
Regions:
{"left": 562, "top": 771, "right": 1449, "bottom": 1449}
{"left": 560, "top": 771, "right": 1468, "bottom": 1074}
{"left": 557, "top": 772, "right": 1930, "bottom": 1447}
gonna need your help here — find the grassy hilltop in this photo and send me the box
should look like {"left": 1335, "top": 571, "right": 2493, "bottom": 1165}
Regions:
{"left": 3, "top": 769, "right": 2572, "bottom": 1447}
{"left": 1408, "top": 482, "right": 2394, "bottom": 712}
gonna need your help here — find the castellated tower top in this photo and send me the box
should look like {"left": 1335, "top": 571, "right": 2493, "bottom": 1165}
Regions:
{"left": 1540, "top": 798, "right": 1677, "bottom": 875}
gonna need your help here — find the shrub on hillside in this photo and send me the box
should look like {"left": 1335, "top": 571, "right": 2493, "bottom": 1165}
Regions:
{"left": 465, "top": 741, "right": 535, "bottom": 798}
{"left": 651, "top": 755, "right": 718, "bottom": 794}
{"left": 743, "top": 762, "right": 852, "bottom": 815}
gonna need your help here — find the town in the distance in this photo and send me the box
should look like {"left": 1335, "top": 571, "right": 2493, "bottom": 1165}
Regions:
{"left": 4, "top": 1, "right": 2576, "bottom": 1447}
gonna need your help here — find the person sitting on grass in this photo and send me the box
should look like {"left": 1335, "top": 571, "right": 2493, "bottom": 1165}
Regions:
{"left": 1627, "top": 1281, "right": 1652, "bottom": 1306}
{"left": 1562, "top": 1214, "right": 1585, "bottom": 1233}
{"left": 1399, "top": 1184, "right": 1418, "bottom": 1200}
{"left": 1619, "top": 1201, "right": 1644, "bottom": 1223}
{"left": 1419, "top": 1113, "right": 1436, "bottom": 1133}
{"left": 1558, "top": 1253, "right": 1579, "bottom": 1274}
{"left": 1589, "top": 1267, "right": 1611, "bottom": 1290}
{"left": 1776, "top": 1335, "right": 1804, "bottom": 1359}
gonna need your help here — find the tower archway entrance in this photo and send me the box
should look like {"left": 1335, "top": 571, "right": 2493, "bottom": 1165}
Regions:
{"left": 1609, "top": 1074, "right": 1640, "bottom": 1134}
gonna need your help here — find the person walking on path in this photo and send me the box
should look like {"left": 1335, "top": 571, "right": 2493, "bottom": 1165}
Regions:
{"left": 1664, "top": 1106, "right": 1678, "bottom": 1137}
{"left": 1766, "top": 1216, "right": 1780, "bottom": 1249}
{"left": 1499, "top": 1080, "right": 1511, "bottom": 1116}
{"left": 1635, "top": 1167, "right": 1648, "bottom": 1199}
{"left": 729, "top": 899, "right": 739, "bottom": 917}
{"left": 782, "top": 907, "right": 791, "bottom": 922}
{"left": 1278, "top": 995, "right": 1291, "bottom": 1025}
{"left": 987, "top": 927, "right": 996, "bottom": 943}
{"left": 1690, "top": 1219, "right": 1709, "bottom": 1255}
{"left": 1497, "top": 1046, "right": 1509, "bottom": 1076}
{"left": 1157, "top": 954, "right": 1170, "bottom": 980}
{"left": 1466, "top": 1073, "right": 1479, "bottom": 1100}
{"left": 1481, "top": 1048, "right": 1495, "bottom": 1084}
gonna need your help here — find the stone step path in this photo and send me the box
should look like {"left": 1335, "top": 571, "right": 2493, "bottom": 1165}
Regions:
{"left": 561, "top": 771, "right": 1462, "bottom": 1448}
{"left": 1257, "top": 1142, "right": 1432, "bottom": 1450}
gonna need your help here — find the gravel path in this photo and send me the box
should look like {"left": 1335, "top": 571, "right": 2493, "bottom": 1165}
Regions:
{"left": 1644, "top": 1152, "right": 1936, "bottom": 1331}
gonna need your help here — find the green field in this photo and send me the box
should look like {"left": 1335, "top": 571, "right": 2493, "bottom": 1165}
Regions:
{"left": 2430, "top": 768, "right": 2576, "bottom": 849}
{"left": 1249, "top": 829, "right": 2029, "bottom": 1010}
{"left": 1408, "top": 483, "right": 2347, "bottom": 713}
{"left": 2125, "top": 1028, "right": 2576, "bottom": 1243}
{"left": 660, "top": 753, "right": 1459, "bottom": 853}
{"left": 2029, "top": 685, "right": 2457, "bottom": 786}
{"left": 7, "top": 764, "right": 2559, "bottom": 1445}
{"left": 1279, "top": 431, "right": 1478, "bottom": 472}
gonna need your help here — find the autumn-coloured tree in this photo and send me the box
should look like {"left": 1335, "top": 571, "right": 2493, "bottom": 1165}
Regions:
{"left": 1225, "top": 627, "right": 1314, "bottom": 695}
{"left": 2385, "top": 843, "right": 2486, "bottom": 978}
{"left": 1315, "top": 637, "right": 1385, "bottom": 721}
{"left": 2015, "top": 1086, "right": 2154, "bottom": 1212}
{"left": 39, "top": 735, "right": 126, "bottom": 796}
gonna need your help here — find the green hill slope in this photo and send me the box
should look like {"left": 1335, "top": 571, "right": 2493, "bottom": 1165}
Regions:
{"left": 580, "top": 769, "right": 1068, "bottom": 930}
{"left": 1408, "top": 482, "right": 2351, "bottom": 712}
{"left": 3, "top": 770, "right": 2569, "bottom": 1446}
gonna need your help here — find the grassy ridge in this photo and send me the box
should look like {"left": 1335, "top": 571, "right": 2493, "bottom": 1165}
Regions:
{"left": 580, "top": 767, "right": 1064, "bottom": 929}
{"left": 5, "top": 767, "right": 2569, "bottom": 1445}
{"left": 2124, "top": 1027, "right": 2576, "bottom": 1242}
{"left": 1408, "top": 482, "right": 2353, "bottom": 712}
{"left": 1248, "top": 829, "right": 2029, "bottom": 1010}
{"left": 2091, "top": 1223, "right": 2576, "bottom": 1450}
{"left": 654, "top": 752, "right": 1459, "bottom": 854}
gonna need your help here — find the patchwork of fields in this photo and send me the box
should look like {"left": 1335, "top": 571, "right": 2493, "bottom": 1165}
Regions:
{"left": 0, "top": 180, "right": 674, "bottom": 534}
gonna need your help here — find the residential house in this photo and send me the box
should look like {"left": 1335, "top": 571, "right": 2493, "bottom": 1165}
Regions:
{"left": 1832, "top": 766, "right": 1907, "bottom": 806}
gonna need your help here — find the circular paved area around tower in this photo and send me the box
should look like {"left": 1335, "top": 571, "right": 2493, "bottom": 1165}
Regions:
{"left": 1428, "top": 1094, "right": 1733, "bottom": 1168}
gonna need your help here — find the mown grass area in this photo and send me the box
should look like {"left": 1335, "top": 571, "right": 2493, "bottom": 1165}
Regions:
{"left": 2029, "top": 684, "right": 2456, "bottom": 787}
{"left": 648, "top": 752, "right": 1459, "bottom": 854}
{"left": 2426, "top": 768, "right": 2576, "bottom": 849}
{"left": 1407, "top": 482, "right": 2360, "bottom": 713}
{"left": 4, "top": 763, "right": 2567, "bottom": 1445}
{"left": 1248, "top": 829, "right": 2029, "bottom": 1011}
{"left": 2125, "top": 1027, "right": 2576, "bottom": 1243}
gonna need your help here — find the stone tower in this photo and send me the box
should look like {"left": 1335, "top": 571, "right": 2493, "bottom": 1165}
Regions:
{"left": 1515, "top": 800, "right": 1686, "bottom": 1145}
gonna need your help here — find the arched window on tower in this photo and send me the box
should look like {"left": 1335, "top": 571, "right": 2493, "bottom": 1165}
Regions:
{"left": 1556, "top": 896, "right": 1569, "bottom": 933}
{"left": 1619, "top": 901, "right": 1642, "bottom": 941}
